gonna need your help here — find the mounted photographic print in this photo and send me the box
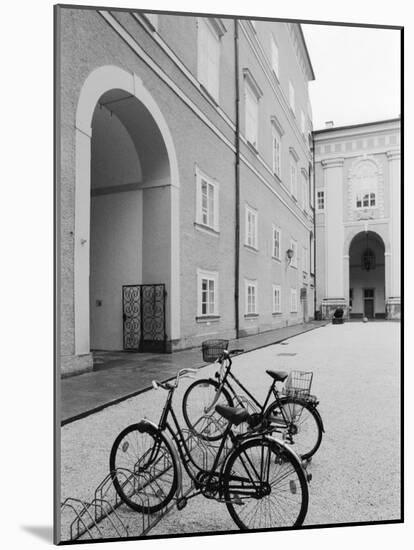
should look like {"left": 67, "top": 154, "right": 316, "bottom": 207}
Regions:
{"left": 54, "top": 3, "right": 402, "bottom": 544}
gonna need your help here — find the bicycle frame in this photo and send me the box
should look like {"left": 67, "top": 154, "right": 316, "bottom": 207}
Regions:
{"left": 156, "top": 385, "right": 239, "bottom": 488}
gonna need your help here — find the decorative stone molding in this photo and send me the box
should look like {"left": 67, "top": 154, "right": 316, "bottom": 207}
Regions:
{"left": 386, "top": 149, "right": 400, "bottom": 161}
{"left": 270, "top": 115, "right": 285, "bottom": 136}
{"left": 347, "top": 155, "right": 384, "bottom": 222}
{"left": 321, "top": 157, "right": 344, "bottom": 169}
{"left": 242, "top": 68, "right": 263, "bottom": 99}
{"left": 207, "top": 17, "right": 227, "bottom": 38}
{"left": 289, "top": 146, "right": 299, "bottom": 162}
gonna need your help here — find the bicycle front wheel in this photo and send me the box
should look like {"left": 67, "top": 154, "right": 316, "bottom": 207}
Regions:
{"left": 223, "top": 437, "right": 308, "bottom": 530}
{"left": 109, "top": 423, "right": 178, "bottom": 513}
{"left": 182, "top": 379, "right": 233, "bottom": 441}
{"left": 266, "top": 398, "right": 323, "bottom": 460}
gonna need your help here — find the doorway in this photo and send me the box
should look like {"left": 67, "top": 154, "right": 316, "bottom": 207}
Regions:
{"left": 363, "top": 288, "right": 375, "bottom": 318}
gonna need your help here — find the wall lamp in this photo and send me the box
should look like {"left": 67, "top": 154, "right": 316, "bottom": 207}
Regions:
{"left": 286, "top": 248, "right": 294, "bottom": 264}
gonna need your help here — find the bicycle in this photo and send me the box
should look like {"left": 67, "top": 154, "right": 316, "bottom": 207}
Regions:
{"left": 110, "top": 368, "right": 310, "bottom": 530}
{"left": 182, "top": 341, "right": 324, "bottom": 460}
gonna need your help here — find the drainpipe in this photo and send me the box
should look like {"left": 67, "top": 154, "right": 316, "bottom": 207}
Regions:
{"left": 234, "top": 19, "right": 240, "bottom": 339}
{"left": 311, "top": 133, "right": 317, "bottom": 318}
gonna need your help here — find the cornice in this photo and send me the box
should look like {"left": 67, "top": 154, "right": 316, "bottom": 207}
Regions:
{"left": 321, "top": 157, "right": 344, "bottom": 169}
{"left": 386, "top": 149, "right": 400, "bottom": 161}
{"left": 242, "top": 68, "right": 263, "bottom": 99}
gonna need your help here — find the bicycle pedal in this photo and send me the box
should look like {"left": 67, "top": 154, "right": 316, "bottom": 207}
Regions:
{"left": 307, "top": 473, "right": 312, "bottom": 483}
{"left": 289, "top": 480, "right": 297, "bottom": 494}
{"left": 232, "top": 494, "right": 244, "bottom": 506}
{"left": 176, "top": 497, "right": 187, "bottom": 510}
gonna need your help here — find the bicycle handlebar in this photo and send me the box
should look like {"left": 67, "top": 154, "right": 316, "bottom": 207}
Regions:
{"left": 152, "top": 367, "right": 198, "bottom": 391}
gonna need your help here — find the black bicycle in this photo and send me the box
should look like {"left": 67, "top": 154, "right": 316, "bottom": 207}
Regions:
{"left": 110, "top": 368, "right": 309, "bottom": 530}
{"left": 182, "top": 341, "right": 324, "bottom": 460}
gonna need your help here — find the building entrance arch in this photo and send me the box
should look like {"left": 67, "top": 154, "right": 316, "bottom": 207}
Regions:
{"left": 348, "top": 230, "right": 386, "bottom": 319}
{"left": 74, "top": 66, "right": 180, "bottom": 357}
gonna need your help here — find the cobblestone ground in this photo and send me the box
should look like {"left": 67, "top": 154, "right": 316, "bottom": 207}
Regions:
{"left": 60, "top": 322, "right": 400, "bottom": 541}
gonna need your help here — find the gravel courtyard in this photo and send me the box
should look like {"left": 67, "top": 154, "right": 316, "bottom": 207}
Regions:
{"left": 60, "top": 321, "right": 401, "bottom": 540}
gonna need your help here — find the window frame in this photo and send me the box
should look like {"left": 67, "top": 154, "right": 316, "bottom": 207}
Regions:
{"left": 290, "top": 288, "right": 298, "bottom": 313}
{"left": 272, "top": 225, "right": 282, "bottom": 260}
{"left": 290, "top": 155, "right": 298, "bottom": 199}
{"left": 245, "top": 279, "right": 258, "bottom": 316}
{"left": 355, "top": 192, "right": 376, "bottom": 209}
{"left": 197, "top": 18, "right": 222, "bottom": 102}
{"left": 316, "top": 190, "right": 325, "bottom": 211}
{"left": 290, "top": 238, "right": 298, "bottom": 268}
{"left": 245, "top": 204, "right": 258, "bottom": 250}
{"left": 271, "top": 36, "right": 279, "bottom": 80}
{"left": 197, "top": 269, "right": 219, "bottom": 318}
{"left": 195, "top": 166, "right": 219, "bottom": 232}
{"left": 272, "top": 284, "right": 282, "bottom": 314}
{"left": 289, "top": 80, "right": 295, "bottom": 114}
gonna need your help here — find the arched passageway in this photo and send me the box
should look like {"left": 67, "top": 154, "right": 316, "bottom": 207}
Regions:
{"left": 74, "top": 67, "right": 181, "bottom": 359}
{"left": 349, "top": 231, "right": 386, "bottom": 319}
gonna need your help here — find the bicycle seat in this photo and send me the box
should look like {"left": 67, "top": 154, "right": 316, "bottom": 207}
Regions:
{"left": 266, "top": 370, "right": 289, "bottom": 382}
{"left": 215, "top": 404, "right": 250, "bottom": 426}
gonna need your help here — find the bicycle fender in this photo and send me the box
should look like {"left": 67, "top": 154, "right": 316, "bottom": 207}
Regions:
{"left": 265, "top": 434, "right": 308, "bottom": 476}
{"left": 312, "top": 407, "right": 325, "bottom": 433}
{"left": 136, "top": 419, "right": 183, "bottom": 500}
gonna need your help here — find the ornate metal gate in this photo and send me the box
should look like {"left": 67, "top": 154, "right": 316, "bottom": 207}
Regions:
{"left": 122, "top": 284, "right": 167, "bottom": 352}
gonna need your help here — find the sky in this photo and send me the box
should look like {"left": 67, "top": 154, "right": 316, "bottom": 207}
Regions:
{"left": 302, "top": 24, "right": 401, "bottom": 131}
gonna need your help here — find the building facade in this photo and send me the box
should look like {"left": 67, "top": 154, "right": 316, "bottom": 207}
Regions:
{"left": 57, "top": 8, "right": 315, "bottom": 376}
{"left": 314, "top": 118, "right": 401, "bottom": 320}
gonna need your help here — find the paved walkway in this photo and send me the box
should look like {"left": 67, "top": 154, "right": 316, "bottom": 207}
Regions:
{"left": 61, "top": 321, "right": 328, "bottom": 424}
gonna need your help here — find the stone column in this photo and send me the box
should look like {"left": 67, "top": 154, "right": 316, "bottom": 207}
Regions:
{"left": 321, "top": 158, "right": 347, "bottom": 319}
{"left": 386, "top": 149, "right": 401, "bottom": 319}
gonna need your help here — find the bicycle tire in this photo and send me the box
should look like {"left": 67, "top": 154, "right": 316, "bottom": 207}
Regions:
{"left": 265, "top": 397, "right": 323, "bottom": 460}
{"left": 182, "top": 379, "right": 233, "bottom": 441}
{"left": 109, "top": 423, "right": 178, "bottom": 513}
{"left": 223, "top": 436, "right": 308, "bottom": 530}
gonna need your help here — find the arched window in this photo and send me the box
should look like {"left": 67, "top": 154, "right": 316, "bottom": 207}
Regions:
{"left": 361, "top": 248, "right": 376, "bottom": 271}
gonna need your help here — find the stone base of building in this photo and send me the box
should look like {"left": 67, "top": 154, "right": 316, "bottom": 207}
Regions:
{"left": 61, "top": 353, "right": 94, "bottom": 378}
{"left": 321, "top": 298, "right": 348, "bottom": 320}
{"left": 386, "top": 297, "right": 401, "bottom": 320}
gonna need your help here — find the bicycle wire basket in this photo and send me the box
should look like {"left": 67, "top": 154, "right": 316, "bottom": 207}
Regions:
{"left": 283, "top": 370, "right": 313, "bottom": 398}
{"left": 202, "top": 339, "right": 229, "bottom": 363}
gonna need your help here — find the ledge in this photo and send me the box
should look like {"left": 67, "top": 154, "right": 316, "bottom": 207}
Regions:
{"left": 194, "top": 222, "right": 220, "bottom": 237}
{"left": 244, "top": 243, "right": 259, "bottom": 254}
{"left": 272, "top": 312, "right": 282, "bottom": 316}
{"left": 244, "top": 313, "right": 259, "bottom": 319}
{"left": 196, "top": 315, "right": 220, "bottom": 323}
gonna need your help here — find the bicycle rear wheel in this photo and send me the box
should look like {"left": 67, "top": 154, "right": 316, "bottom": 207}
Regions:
{"left": 182, "top": 379, "right": 233, "bottom": 441}
{"left": 265, "top": 398, "right": 323, "bottom": 460}
{"left": 109, "top": 423, "right": 178, "bottom": 513}
{"left": 223, "top": 437, "right": 308, "bottom": 530}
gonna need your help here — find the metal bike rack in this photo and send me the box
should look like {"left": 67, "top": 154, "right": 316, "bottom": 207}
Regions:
{"left": 60, "top": 428, "right": 229, "bottom": 542}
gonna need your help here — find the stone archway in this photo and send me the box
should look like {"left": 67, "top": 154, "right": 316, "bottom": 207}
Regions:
{"left": 74, "top": 66, "right": 180, "bottom": 357}
{"left": 348, "top": 231, "right": 386, "bottom": 319}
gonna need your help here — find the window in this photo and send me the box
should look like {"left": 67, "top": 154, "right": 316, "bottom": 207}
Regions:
{"left": 356, "top": 192, "right": 376, "bottom": 209}
{"left": 289, "top": 81, "right": 295, "bottom": 113}
{"left": 317, "top": 190, "right": 325, "bottom": 211}
{"left": 195, "top": 166, "right": 219, "bottom": 231}
{"left": 290, "top": 239, "right": 298, "bottom": 268}
{"left": 197, "top": 269, "right": 218, "bottom": 317}
{"left": 361, "top": 248, "right": 376, "bottom": 271}
{"left": 245, "top": 81, "right": 259, "bottom": 148}
{"left": 310, "top": 233, "right": 315, "bottom": 274}
{"left": 272, "top": 127, "right": 282, "bottom": 177}
{"left": 301, "top": 172, "right": 308, "bottom": 210}
{"left": 272, "top": 225, "right": 281, "bottom": 260}
{"left": 271, "top": 37, "right": 279, "bottom": 79}
{"left": 290, "top": 156, "right": 298, "bottom": 198}
{"left": 273, "top": 285, "right": 282, "bottom": 314}
{"left": 197, "top": 18, "right": 222, "bottom": 101}
{"left": 245, "top": 205, "right": 258, "bottom": 249}
{"left": 302, "top": 246, "right": 307, "bottom": 273}
{"left": 300, "top": 110, "right": 306, "bottom": 134}
{"left": 245, "top": 279, "right": 258, "bottom": 315}
{"left": 290, "top": 288, "right": 298, "bottom": 313}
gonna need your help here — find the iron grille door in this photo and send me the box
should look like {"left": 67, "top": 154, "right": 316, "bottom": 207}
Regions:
{"left": 122, "top": 284, "right": 166, "bottom": 352}
{"left": 122, "top": 285, "right": 141, "bottom": 350}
